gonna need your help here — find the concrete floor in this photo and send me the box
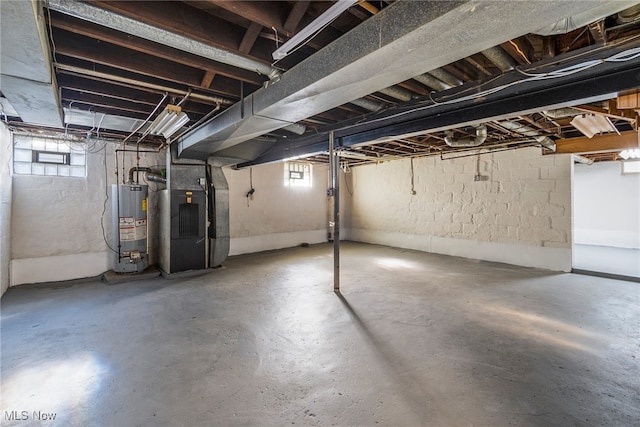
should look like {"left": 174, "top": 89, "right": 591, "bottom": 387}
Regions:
{"left": 1, "top": 242, "right": 639, "bottom": 426}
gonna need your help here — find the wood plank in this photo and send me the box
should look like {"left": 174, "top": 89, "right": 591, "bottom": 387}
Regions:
{"left": 239, "top": 22, "right": 262, "bottom": 54}
{"left": 201, "top": 71, "right": 216, "bottom": 88}
{"left": 553, "top": 130, "right": 639, "bottom": 154}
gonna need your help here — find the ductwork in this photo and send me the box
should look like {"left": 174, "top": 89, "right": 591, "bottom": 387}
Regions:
{"left": 56, "top": 64, "right": 232, "bottom": 106}
{"left": 413, "top": 73, "right": 452, "bottom": 91}
{"left": 427, "top": 68, "right": 462, "bottom": 88}
{"left": 282, "top": 123, "right": 306, "bottom": 135}
{"left": 0, "top": 0, "right": 62, "bottom": 127}
{"left": 179, "top": 0, "right": 609, "bottom": 159}
{"left": 541, "top": 108, "right": 582, "bottom": 119}
{"left": 444, "top": 124, "right": 487, "bottom": 148}
{"left": 497, "top": 120, "right": 556, "bottom": 151}
{"left": 573, "top": 154, "right": 594, "bottom": 165}
{"left": 481, "top": 46, "right": 517, "bottom": 72}
{"left": 64, "top": 107, "right": 146, "bottom": 133}
{"left": 534, "top": 1, "right": 638, "bottom": 35}
{"left": 379, "top": 86, "right": 414, "bottom": 102}
{"left": 48, "top": 0, "right": 281, "bottom": 80}
{"left": 350, "top": 98, "right": 385, "bottom": 112}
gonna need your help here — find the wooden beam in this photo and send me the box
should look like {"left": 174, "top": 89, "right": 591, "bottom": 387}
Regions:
{"left": 206, "top": 0, "right": 285, "bottom": 33}
{"left": 553, "top": 130, "right": 639, "bottom": 154}
{"left": 284, "top": 1, "right": 310, "bottom": 34}
{"left": 200, "top": 70, "right": 216, "bottom": 89}
{"left": 53, "top": 29, "right": 204, "bottom": 88}
{"left": 501, "top": 37, "right": 534, "bottom": 65}
{"left": 239, "top": 22, "right": 262, "bottom": 54}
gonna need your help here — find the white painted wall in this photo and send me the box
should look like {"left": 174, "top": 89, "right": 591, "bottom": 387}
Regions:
{"left": 10, "top": 136, "right": 164, "bottom": 286}
{"left": 343, "top": 148, "right": 573, "bottom": 271}
{"left": 573, "top": 161, "right": 640, "bottom": 248}
{"left": 224, "top": 162, "right": 329, "bottom": 255}
{"left": 0, "top": 122, "right": 12, "bottom": 296}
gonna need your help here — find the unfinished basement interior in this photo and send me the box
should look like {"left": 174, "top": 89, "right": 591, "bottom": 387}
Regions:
{"left": 1, "top": 1, "right": 639, "bottom": 425}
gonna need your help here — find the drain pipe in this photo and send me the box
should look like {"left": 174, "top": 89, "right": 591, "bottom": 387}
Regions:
{"left": 444, "top": 124, "right": 487, "bottom": 148}
{"left": 496, "top": 120, "right": 556, "bottom": 151}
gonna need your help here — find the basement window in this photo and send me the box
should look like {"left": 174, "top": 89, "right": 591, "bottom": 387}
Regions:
{"left": 13, "top": 136, "right": 86, "bottom": 177}
{"left": 284, "top": 162, "right": 312, "bottom": 188}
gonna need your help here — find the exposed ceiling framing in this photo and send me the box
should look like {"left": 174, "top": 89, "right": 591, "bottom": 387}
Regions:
{"left": 2, "top": 1, "right": 640, "bottom": 165}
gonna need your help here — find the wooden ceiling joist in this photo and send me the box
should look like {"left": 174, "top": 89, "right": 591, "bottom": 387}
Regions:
{"left": 553, "top": 130, "right": 640, "bottom": 154}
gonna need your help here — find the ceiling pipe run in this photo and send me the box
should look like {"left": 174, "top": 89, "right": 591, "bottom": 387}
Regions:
{"left": 444, "top": 124, "right": 487, "bottom": 147}
{"left": 47, "top": 0, "right": 281, "bottom": 80}
{"left": 573, "top": 154, "right": 594, "bottom": 165}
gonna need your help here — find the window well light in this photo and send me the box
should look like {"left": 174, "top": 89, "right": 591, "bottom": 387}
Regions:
{"left": 147, "top": 105, "right": 190, "bottom": 138}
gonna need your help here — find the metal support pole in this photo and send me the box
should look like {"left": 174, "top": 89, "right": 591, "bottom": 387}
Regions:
{"left": 329, "top": 131, "right": 340, "bottom": 292}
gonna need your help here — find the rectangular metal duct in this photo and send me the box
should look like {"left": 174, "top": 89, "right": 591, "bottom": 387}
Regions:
{"left": 178, "top": 0, "right": 635, "bottom": 160}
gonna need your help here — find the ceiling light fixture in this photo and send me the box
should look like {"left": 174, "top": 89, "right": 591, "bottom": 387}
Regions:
{"left": 146, "top": 105, "right": 189, "bottom": 138}
{"left": 619, "top": 148, "right": 640, "bottom": 160}
{"left": 570, "top": 113, "right": 619, "bottom": 139}
{"left": 272, "top": 0, "right": 358, "bottom": 60}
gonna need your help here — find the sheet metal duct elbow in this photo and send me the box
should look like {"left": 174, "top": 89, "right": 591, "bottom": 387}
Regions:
{"left": 444, "top": 124, "right": 487, "bottom": 148}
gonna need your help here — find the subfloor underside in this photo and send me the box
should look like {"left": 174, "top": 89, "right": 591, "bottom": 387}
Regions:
{"left": 1, "top": 242, "right": 639, "bottom": 426}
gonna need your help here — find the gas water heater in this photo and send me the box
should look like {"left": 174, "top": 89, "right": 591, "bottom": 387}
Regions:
{"left": 112, "top": 184, "right": 149, "bottom": 273}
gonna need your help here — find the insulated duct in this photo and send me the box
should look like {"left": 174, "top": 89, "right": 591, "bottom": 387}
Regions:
{"left": 444, "top": 124, "right": 487, "bottom": 147}
{"left": 180, "top": 1, "right": 613, "bottom": 159}
{"left": 541, "top": 108, "right": 582, "bottom": 119}
{"left": 481, "top": 46, "right": 516, "bottom": 72}
{"left": 497, "top": 120, "right": 556, "bottom": 151}
{"left": 413, "top": 73, "right": 452, "bottom": 91}
{"left": 350, "top": 98, "right": 385, "bottom": 112}
{"left": 428, "top": 69, "right": 462, "bottom": 88}
{"left": 534, "top": 1, "right": 638, "bottom": 35}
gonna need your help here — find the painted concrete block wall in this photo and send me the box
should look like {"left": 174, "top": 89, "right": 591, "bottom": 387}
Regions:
{"left": 0, "top": 123, "right": 12, "bottom": 296}
{"left": 10, "top": 136, "right": 164, "bottom": 286}
{"left": 344, "top": 147, "right": 573, "bottom": 271}
{"left": 574, "top": 161, "right": 640, "bottom": 248}
{"left": 224, "top": 162, "right": 329, "bottom": 255}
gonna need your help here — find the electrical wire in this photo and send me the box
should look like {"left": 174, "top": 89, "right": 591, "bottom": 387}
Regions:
{"left": 356, "top": 46, "right": 640, "bottom": 129}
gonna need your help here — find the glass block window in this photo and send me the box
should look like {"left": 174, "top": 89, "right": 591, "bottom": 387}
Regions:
{"left": 13, "top": 135, "right": 86, "bottom": 177}
{"left": 284, "top": 162, "right": 312, "bottom": 188}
